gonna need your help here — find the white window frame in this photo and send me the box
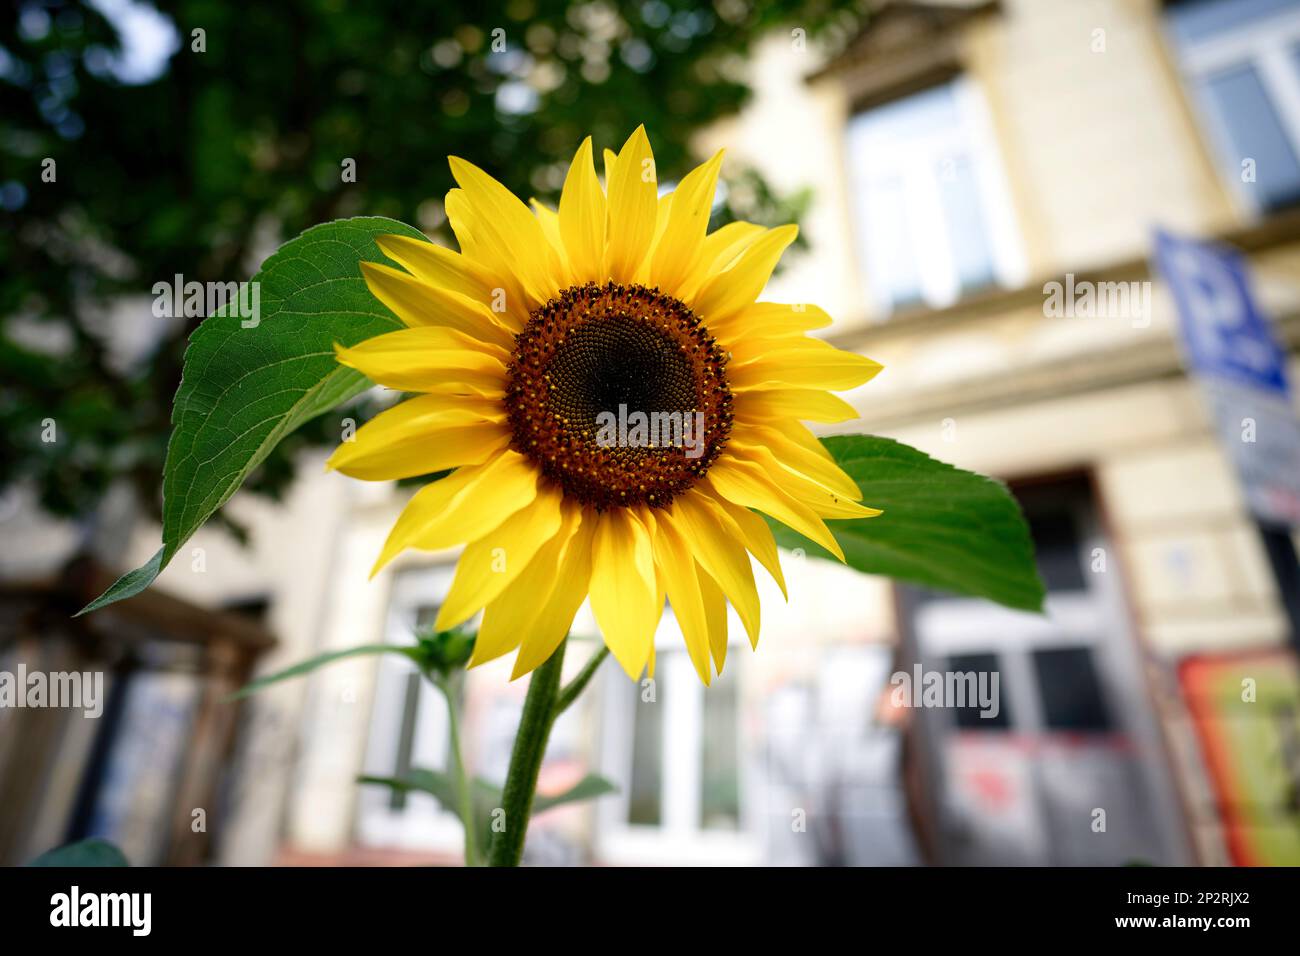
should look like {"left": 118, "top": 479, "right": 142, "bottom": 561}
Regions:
{"left": 1171, "top": 2, "right": 1300, "bottom": 216}
{"left": 845, "top": 76, "right": 1027, "bottom": 317}
{"left": 595, "top": 610, "right": 762, "bottom": 866}
{"left": 354, "top": 563, "right": 464, "bottom": 852}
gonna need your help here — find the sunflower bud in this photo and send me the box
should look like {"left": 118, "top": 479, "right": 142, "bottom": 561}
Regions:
{"left": 413, "top": 627, "right": 476, "bottom": 677}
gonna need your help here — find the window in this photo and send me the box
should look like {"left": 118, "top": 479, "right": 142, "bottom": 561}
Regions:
{"left": 946, "top": 652, "right": 1012, "bottom": 730}
{"left": 844, "top": 78, "right": 1026, "bottom": 316}
{"left": 1025, "top": 508, "right": 1088, "bottom": 594}
{"left": 1167, "top": 0, "right": 1300, "bottom": 214}
{"left": 700, "top": 672, "right": 741, "bottom": 830}
{"left": 598, "top": 620, "right": 757, "bottom": 865}
{"left": 619, "top": 649, "right": 742, "bottom": 832}
{"left": 355, "top": 565, "right": 462, "bottom": 850}
{"left": 626, "top": 678, "right": 664, "bottom": 826}
{"left": 1031, "top": 646, "right": 1113, "bottom": 733}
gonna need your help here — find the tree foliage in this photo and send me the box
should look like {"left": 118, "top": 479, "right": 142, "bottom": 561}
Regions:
{"left": 0, "top": 0, "right": 865, "bottom": 530}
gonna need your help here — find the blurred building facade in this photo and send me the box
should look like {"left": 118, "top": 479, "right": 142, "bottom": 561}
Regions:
{"left": 5, "top": 0, "right": 1300, "bottom": 866}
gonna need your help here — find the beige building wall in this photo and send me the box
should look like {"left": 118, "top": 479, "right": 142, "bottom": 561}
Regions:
{"left": 680, "top": 0, "right": 1300, "bottom": 864}
{"left": 706, "top": 0, "right": 1243, "bottom": 324}
{"left": 965, "top": 0, "right": 1239, "bottom": 272}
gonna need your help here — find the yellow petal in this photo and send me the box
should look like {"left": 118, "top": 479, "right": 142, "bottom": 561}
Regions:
{"left": 676, "top": 221, "right": 766, "bottom": 302}
{"left": 371, "top": 451, "right": 539, "bottom": 576}
{"left": 436, "top": 482, "right": 566, "bottom": 630}
{"left": 635, "top": 192, "right": 673, "bottom": 285}
{"left": 510, "top": 507, "right": 597, "bottom": 678}
{"left": 703, "top": 221, "right": 767, "bottom": 268}
{"left": 652, "top": 514, "right": 714, "bottom": 685}
{"left": 558, "top": 136, "right": 607, "bottom": 283}
{"left": 667, "top": 493, "right": 760, "bottom": 646}
{"left": 373, "top": 234, "right": 500, "bottom": 311}
{"left": 700, "top": 487, "right": 788, "bottom": 600}
{"left": 529, "top": 197, "right": 572, "bottom": 280}
{"left": 443, "top": 188, "right": 489, "bottom": 265}
{"left": 334, "top": 328, "right": 508, "bottom": 394}
{"left": 762, "top": 415, "right": 861, "bottom": 469}
{"left": 693, "top": 224, "right": 798, "bottom": 324}
{"left": 445, "top": 186, "right": 533, "bottom": 329}
{"left": 326, "top": 396, "right": 508, "bottom": 481}
{"left": 471, "top": 501, "right": 588, "bottom": 670}
{"left": 730, "top": 422, "right": 863, "bottom": 502}
{"left": 734, "top": 388, "right": 860, "bottom": 425}
{"left": 712, "top": 302, "right": 834, "bottom": 344}
{"left": 706, "top": 454, "right": 847, "bottom": 561}
{"left": 738, "top": 443, "right": 881, "bottom": 520}
{"left": 360, "top": 261, "right": 515, "bottom": 351}
{"left": 447, "top": 158, "right": 561, "bottom": 309}
{"left": 589, "top": 507, "right": 660, "bottom": 678}
{"left": 603, "top": 126, "right": 658, "bottom": 283}
{"left": 471, "top": 507, "right": 570, "bottom": 667}
{"left": 697, "top": 566, "right": 729, "bottom": 673}
{"left": 650, "top": 150, "right": 723, "bottom": 293}
{"left": 729, "top": 339, "right": 883, "bottom": 392}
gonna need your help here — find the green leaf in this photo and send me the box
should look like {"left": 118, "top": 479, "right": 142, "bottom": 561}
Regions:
{"left": 77, "top": 547, "right": 164, "bottom": 615}
{"left": 533, "top": 774, "right": 617, "bottom": 814}
{"left": 772, "top": 435, "right": 1045, "bottom": 612}
{"left": 359, "top": 769, "right": 473, "bottom": 809}
{"left": 361, "top": 770, "right": 617, "bottom": 857}
{"left": 27, "top": 838, "right": 129, "bottom": 867}
{"left": 77, "top": 216, "right": 427, "bottom": 616}
{"left": 361, "top": 770, "right": 501, "bottom": 856}
{"left": 227, "top": 643, "right": 421, "bottom": 701}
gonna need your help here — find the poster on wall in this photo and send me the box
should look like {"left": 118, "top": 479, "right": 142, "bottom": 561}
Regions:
{"left": 1179, "top": 650, "right": 1300, "bottom": 866}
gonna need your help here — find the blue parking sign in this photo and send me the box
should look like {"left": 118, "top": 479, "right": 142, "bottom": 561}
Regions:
{"left": 1153, "top": 227, "right": 1300, "bottom": 527}
{"left": 1154, "top": 228, "right": 1289, "bottom": 396}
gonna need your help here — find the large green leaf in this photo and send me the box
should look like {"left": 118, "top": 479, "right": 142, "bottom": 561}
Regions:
{"left": 78, "top": 216, "right": 426, "bottom": 615}
{"left": 772, "top": 435, "right": 1045, "bottom": 611}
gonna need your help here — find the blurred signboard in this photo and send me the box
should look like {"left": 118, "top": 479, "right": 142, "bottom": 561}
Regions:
{"left": 1154, "top": 228, "right": 1300, "bottom": 526}
{"left": 1179, "top": 651, "right": 1300, "bottom": 866}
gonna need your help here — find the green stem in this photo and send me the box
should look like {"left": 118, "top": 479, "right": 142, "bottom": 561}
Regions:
{"left": 487, "top": 639, "right": 566, "bottom": 867}
{"left": 433, "top": 672, "right": 479, "bottom": 867}
{"left": 556, "top": 645, "right": 609, "bottom": 715}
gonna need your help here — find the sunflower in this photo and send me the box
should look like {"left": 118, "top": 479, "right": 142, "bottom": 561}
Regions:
{"left": 327, "top": 127, "right": 882, "bottom": 685}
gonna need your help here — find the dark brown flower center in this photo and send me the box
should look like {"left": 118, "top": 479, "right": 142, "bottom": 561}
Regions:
{"left": 506, "top": 282, "right": 732, "bottom": 510}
